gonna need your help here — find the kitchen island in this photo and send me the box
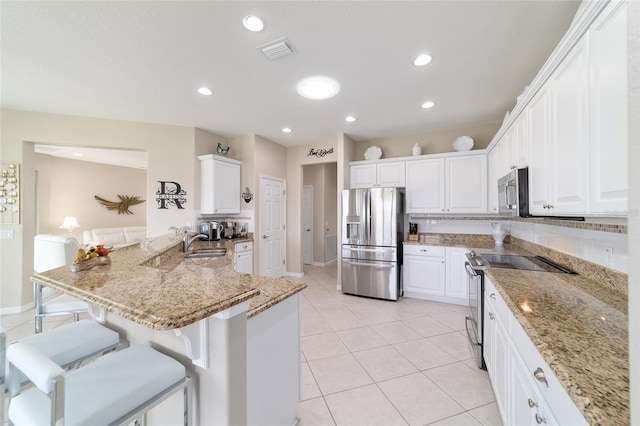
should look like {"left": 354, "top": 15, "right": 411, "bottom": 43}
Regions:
{"left": 32, "top": 234, "right": 307, "bottom": 425}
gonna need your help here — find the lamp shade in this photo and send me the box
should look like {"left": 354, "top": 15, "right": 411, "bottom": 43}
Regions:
{"left": 59, "top": 216, "right": 80, "bottom": 233}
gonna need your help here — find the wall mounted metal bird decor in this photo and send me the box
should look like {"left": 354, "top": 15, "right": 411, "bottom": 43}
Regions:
{"left": 94, "top": 195, "right": 145, "bottom": 215}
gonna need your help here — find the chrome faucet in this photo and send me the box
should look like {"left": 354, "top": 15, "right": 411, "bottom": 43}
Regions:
{"left": 183, "top": 232, "right": 208, "bottom": 252}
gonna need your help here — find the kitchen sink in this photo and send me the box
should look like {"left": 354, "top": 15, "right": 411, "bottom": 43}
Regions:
{"left": 184, "top": 248, "right": 227, "bottom": 258}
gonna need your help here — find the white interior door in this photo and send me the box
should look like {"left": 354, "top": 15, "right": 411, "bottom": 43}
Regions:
{"left": 260, "top": 176, "right": 286, "bottom": 277}
{"left": 302, "top": 186, "right": 313, "bottom": 265}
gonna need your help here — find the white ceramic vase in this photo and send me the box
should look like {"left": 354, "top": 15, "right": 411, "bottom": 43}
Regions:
{"left": 491, "top": 222, "right": 507, "bottom": 245}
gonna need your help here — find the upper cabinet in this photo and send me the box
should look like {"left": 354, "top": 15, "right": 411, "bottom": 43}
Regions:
{"left": 589, "top": 0, "right": 628, "bottom": 214}
{"left": 405, "top": 153, "right": 487, "bottom": 214}
{"left": 350, "top": 161, "right": 405, "bottom": 188}
{"left": 198, "top": 154, "right": 241, "bottom": 214}
{"left": 488, "top": 0, "right": 628, "bottom": 217}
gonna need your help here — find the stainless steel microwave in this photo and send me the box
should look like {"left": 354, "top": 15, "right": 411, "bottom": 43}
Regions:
{"left": 498, "top": 168, "right": 529, "bottom": 217}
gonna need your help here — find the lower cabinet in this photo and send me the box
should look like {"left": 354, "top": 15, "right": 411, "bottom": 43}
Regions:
{"left": 402, "top": 245, "right": 468, "bottom": 305}
{"left": 484, "top": 276, "right": 586, "bottom": 426}
{"left": 234, "top": 241, "right": 253, "bottom": 274}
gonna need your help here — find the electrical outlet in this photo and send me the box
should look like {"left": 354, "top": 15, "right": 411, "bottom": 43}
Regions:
{"left": 604, "top": 245, "right": 613, "bottom": 264}
{"left": 0, "top": 229, "right": 14, "bottom": 239}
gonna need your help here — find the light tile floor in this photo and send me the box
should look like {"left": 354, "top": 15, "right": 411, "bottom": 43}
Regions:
{"left": 295, "top": 263, "right": 502, "bottom": 426}
{"left": 0, "top": 263, "right": 502, "bottom": 426}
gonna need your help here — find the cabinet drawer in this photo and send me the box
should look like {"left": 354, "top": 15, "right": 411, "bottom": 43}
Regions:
{"left": 403, "top": 244, "right": 445, "bottom": 257}
{"left": 483, "top": 278, "right": 511, "bottom": 330}
{"left": 235, "top": 241, "right": 253, "bottom": 253}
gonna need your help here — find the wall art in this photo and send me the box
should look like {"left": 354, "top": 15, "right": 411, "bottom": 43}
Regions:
{"left": 307, "top": 148, "right": 334, "bottom": 158}
{"left": 156, "top": 181, "right": 187, "bottom": 209}
{"left": 95, "top": 195, "right": 145, "bottom": 215}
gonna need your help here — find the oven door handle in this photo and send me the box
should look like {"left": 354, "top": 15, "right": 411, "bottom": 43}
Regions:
{"left": 465, "top": 262, "right": 479, "bottom": 279}
{"left": 465, "top": 316, "right": 481, "bottom": 347}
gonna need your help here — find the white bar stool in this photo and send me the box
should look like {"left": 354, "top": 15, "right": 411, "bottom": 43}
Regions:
{"left": 7, "top": 343, "right": 192, "bottom": 426}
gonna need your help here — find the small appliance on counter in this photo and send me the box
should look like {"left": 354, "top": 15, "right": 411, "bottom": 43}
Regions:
{"left": 198, "top": 221, "right": 223, "bottom": 241}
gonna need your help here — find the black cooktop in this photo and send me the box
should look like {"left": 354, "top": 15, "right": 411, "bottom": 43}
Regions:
{"left": 473, "top": 253, "right": 575, "bottom": 274}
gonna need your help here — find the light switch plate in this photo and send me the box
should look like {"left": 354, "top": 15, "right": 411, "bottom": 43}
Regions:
{"left": 0, "top": 229, "right": 15, "bottom": 239}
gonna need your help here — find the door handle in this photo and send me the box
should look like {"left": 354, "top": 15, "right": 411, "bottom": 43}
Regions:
{"left": 305, "top": 229, "right": 311, "bottom": 231}
{"left": 262, "top": 235, "right": 268, "bottom": 239}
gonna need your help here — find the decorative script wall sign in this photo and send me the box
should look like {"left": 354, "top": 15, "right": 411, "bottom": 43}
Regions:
{"left": 307, "top": 148, "right": 334, "bottom": 158}
{"left": 156, "top": 181, "right": 187, "bottom": 209}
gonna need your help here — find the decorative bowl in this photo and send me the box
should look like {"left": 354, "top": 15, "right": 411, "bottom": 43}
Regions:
{"left": 364, "top": 146, "right": 383, "bottom": 160}
{"left": 453, "top": 136, "right": 474, "bottom": 151}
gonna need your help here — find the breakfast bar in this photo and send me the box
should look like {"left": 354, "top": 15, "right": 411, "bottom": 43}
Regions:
{"left": 31, "top": 234, "right": 307, "bottom": 425}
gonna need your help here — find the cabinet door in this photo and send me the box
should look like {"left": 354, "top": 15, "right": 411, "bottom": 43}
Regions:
{"left": 377, "top": 162, "right": 405, "bottom": 187}
{"left": 488, "top": 148, "right": 500, "bottom": 214}
{"left": 350, "top": 164, "right": 377, "bottom": 188}
{"left": 214, "top": 160, "right": 241, "bottom": 213}
{"left": 513, "top": 113, "right": 529, "bottom": 168}
{"left": 511, "top": 346, "right": 543, "bottom": 426}
{"left": 549, "top": 34, "right": 589, "bottom": 214}
{"left": 200, "top": 156, "right": 241, "bottom": 214}
{"left": 589, "top": 1, "right": 628, "bottom": 214}
{"left": 445, "top": 247, "right": 468, "bottom": 301}
{"left": 487, "top": 303, "right": 510, "bottom": 424}
{"left": 528, "top": 85, "right": 551, "bottom": 214}
{"left": 235, "top": 250, "right": 253, "bottom": 274}
{"left": 446, "top": 155, "right": 487, "bottom": 213}
{"left": 403, "top": 255, "right": 445, "bottom": 296}
{"left": 405, "top": 159, "right": 445, "bottom": 213}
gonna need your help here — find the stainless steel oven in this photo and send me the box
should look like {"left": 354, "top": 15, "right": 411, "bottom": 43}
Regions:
{"left": 465, "top": 258, "right": 485, "bottom": 369}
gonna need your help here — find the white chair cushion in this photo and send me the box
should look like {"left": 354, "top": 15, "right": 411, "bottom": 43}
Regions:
{"left": 90, "top": 228, "right": 127, "bottom": 246}
{"left": 9, "top": 345, "right": 185, "bottom": 426}
{"left": 20, "top": 320, "right": 119, "bottom": 369}
{"left": 6, "top": 342, "right": 64, "bottom": 393}
{"left": 40, "top": 294, "right": 88, "bottom": 315}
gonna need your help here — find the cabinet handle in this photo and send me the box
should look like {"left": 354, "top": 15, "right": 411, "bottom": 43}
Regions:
{"left": 533, "top": 367, "right": 549, "bottom": 387}
{"left": 511, "top": 165, "right": 517, "bottom": 170}
{"left": 548, "top": 204, "right": 554, "bottom": 209}
{"left": 420, "top": 249, "right": 428, "bottom": 252}
{"left": 528, "top": 398, "right": 538, "bottom": 408}
{"left": 488, "top": 312, "right": 495, "bottom": 320}
{"left": 535, "top": 414, "right": 546, "bottom": 424}
{"left": 490, "top": 293, "right": 496, "bottom": 300}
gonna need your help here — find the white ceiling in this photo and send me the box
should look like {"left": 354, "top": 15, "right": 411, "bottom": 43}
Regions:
{"left": 2, "top": 1, "right": 580, "bottom": 148}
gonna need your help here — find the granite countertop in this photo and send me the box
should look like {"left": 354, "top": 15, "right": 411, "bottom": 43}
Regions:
{"left": 32, "top": 234, "right": 306, "bottom": 330}
{"left": 404, "top": 233, "right": 629, "bottom": 424}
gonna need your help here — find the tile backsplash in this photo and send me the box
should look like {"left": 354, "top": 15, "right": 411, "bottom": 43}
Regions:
{"left": 408, "top": 218, "right": 628, "bottom": 274}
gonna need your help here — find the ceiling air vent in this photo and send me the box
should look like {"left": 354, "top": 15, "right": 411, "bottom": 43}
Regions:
{"left": 258, "top": 38, "right": 295, "bottom": 60}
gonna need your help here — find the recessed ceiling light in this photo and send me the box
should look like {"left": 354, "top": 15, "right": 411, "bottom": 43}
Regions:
{"left": 345, "top": 116, "right": 357, "bottom": 122}
{"left": 197, "top": 87, "right": 213, "bottom": 96}
{"left": 421, "top": 101, "right": 436, "bottom": 109}
{"left": 296, "top": 76, "right": 341, "bottom": 100}
{"left": 282, "top": 127, "right": 292, "bottom": 133}
{"left": 243, "top": 15, "right": 265, "bottom": 32}
{"left": 413, "top": 54, "right": 433, "bottom": 67}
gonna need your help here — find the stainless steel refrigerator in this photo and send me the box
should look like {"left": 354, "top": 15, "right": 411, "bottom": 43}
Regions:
{"left": 341, "top": 187, "right": 404, "bottom": 301}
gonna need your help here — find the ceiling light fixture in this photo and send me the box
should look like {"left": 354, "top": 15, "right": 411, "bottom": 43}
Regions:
{"left": 243, "top": 15, "right": 265, "bottom": 32}
{"left": 421, "top": 101, "right": 436, "bottom": 109}
{"left": 345, "top": 116, "right": 357, "bottom": 123}
{"left": 282, "top": 127, "right": 292, "bottom": 133}
{"left": 296, "top": 76, "right": 340, "bottom": 100}
{"left": 413, "top": 54, "right": 433, "bottom": 67}
{"left": 197, "top": 87, "right": 213, "bottom": 96}
{"left": 73, "top": 153, "right": 83, "bottom": 157}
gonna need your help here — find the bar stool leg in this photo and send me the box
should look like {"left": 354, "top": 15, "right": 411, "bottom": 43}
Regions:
{"left": 34, "top": 281, "right": 44, "bottom": 334}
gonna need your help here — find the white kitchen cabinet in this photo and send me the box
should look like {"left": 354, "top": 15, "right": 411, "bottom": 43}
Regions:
{"left": 405, "top": 154, "right": 486, "bottom": 214}
{"left": 512, "top": 112, "right": 529, "bottom": 170}
{"left": 402, "top": 245, "right": 445, "bottom": 299}
{"left": 234, "top": 241, "right": 253, "bottom": 274}
{"left": 527, "top": 84, "right": 551, "bottom": 215}
{"left": 487, "top": 147, "right": 500, "bottom": 214}
{"left": 484, "top": 276, "right": 587, "bottom": 426}
{"left": 350, "top": 161, "right": 405, "bottom": 188}
{"left": 405, "top": 159, "right": 445, "bottom": 213}
{"left": 589, "top": 0, "right": 628, "bottom": 214}
{"left": 445, "top": 155, "right": 487, "bottom": 213}
{"left": 445, "top": 247, "right": 468, "bottom": 302}
{"left": 548, "top": 34, "right": 590, "bottom": 214}
{"left": 198, "top": 155, "right": 241, "bottom": 214}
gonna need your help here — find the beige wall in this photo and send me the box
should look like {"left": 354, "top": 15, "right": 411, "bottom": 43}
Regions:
{"left": 324, "top": 162, "right": 338, "bottom": 251}
{"left": 353, "top": 122, "right": 501, "bottom": 160}
{"left": 0, "top": 109, "right": 196, "bottom": 310}
{"left": 302, "top": 163, "right": 337, "bottom": 264}
{"left": 285, "top": 140, "right": 338, "bottom": 274}
{"left": 34, "top": 154, "right": 146, "bottom": 239}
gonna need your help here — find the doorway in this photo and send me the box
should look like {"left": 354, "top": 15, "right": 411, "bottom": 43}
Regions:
{"left": 302, "top": 186, "right": 313, "bottom": 265}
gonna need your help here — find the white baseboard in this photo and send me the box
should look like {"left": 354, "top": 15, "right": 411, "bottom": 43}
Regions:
{"left": 311, "top": 257, "right": 337, "bottom": 267}
{"left": 0, "top": 301, "right": 34, "bottom": 315}
{"left": 285, "top": 271, "right": 304, "bottom": 278}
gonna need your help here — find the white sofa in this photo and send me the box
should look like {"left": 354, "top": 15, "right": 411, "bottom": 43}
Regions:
{"left": 82, "top": 226, "right": 147, "bottom": 248}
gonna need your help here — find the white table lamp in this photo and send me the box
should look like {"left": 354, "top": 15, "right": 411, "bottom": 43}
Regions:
{"left": 59, "top": 216, "right": 80, "bottom": 235}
